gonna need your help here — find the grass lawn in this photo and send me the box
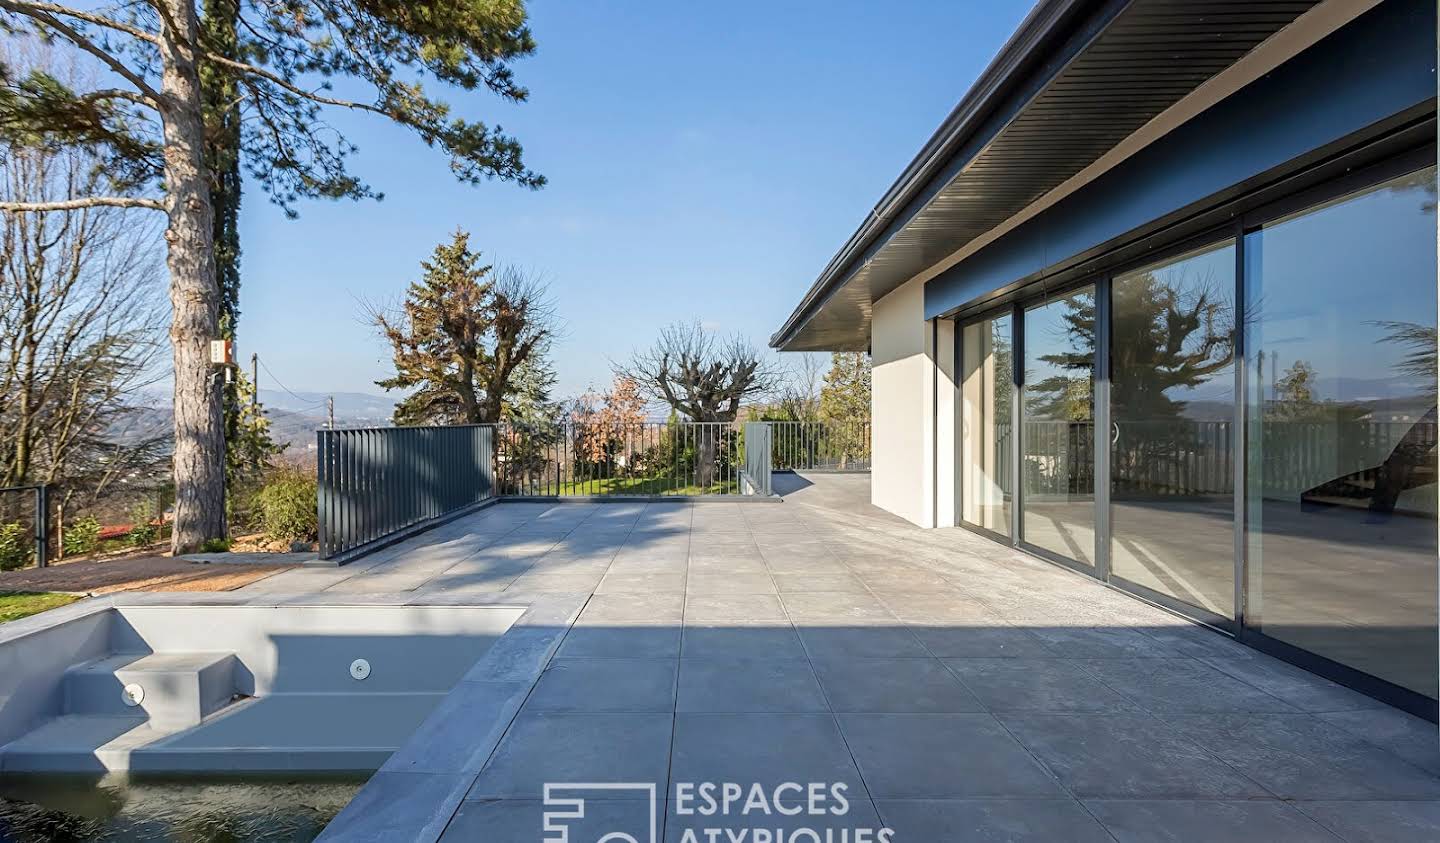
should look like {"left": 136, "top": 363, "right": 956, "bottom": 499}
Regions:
{"left": 553, "top": 476, "right": 740, "bottom": 496}
{"left": 0, "top": 591, "right": 82, "bottom": 624}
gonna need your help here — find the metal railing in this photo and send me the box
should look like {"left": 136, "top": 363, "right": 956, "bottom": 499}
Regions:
{"left": 497, "top": 421, "right": 747, "bottom": 497}
{"left": 1007, "top": 419, "right": 1437, "bottom": 500}
{"left": 317, "top": 425, "right": 496, "bottom": 560}
{"left": 769, "top": 420, "right": 872, "bottom": 471}
{"left": 0, "top": 485, "right": 49, "bottom": 570}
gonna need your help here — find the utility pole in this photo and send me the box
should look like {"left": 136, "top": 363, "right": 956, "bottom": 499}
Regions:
{"left": 250, "top": 352, "right": 258, "bottom": 410}
{"left": 327, "top": 396, "right": 335, "bottom": 429}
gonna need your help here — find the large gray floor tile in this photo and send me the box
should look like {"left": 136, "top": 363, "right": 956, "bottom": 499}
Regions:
{"left": 838, "top": 713, "right": 1066, "bottom": 798}
{"left": 595, "top": 572, "right": 687, "bottom": 593}
{"left": 525, "top": 658, "right": 677, "bottom": 712}
{"left": 670, "top": 713, "right": 865, "bottom": 792}
{"left": 685, "top": 594, "right": 789, "bottom": 623}
{"left": 877, "top": 798, "right": 1112, "bottom": 842}
{"left": 685, "top": 573, "right": 777, "bottom": 594}
{"left": 999, "top": 714, "right": 1267, "bottom": 799}
{"left": 798, "top": 626, "right": 930, "bottom": 659}
{"left": 576, "top": 593, "right": 684, "bottom": 625}
{"left": 944, "top": 658, "right": 1137, "bottom": 713}
{"left": 910, "top": 625, "right": 1057, "bottom": 658}
{"left": 676, "top": 658, "right": 828, "bottom": 712}
{"left": 1025, "top": 626, "right": 1181, "bottom": 659}
{"left": 665, "top": 798, "right": 883, "bottom": 843}
{"left": 1085, "top": 799, "right": 1340, "bottom": 842}
{"left": 558, "top": 626, "right": 682, "bottom": 659}
{"left": 1196, "top": 654, "right": 1386, "bottom": 713}
{"left": 444, "top": 799, "right": 661, "bottom": 843}
{"left": 1074, "top": 658, "right": 1297, "bottom": 713}
{"left": 1163, "top": 713, "right": 1440, "bottom": 800}
{"left": 1296, "top": 800, "right": 1440, "bottom": 843}
{"left": 681, "top": 623, "right": 808, "bottom": 660}
{"left": 1319, "top": 707, "right": 1440, "bottom": 776}
{"left": 470, "top": 713, "right": 672, "bottom": 799}
{"left": 813, "top": 658, "right": 983, "bottom": 713}
{"left": 780, "top": 592, "right": 896, "bottom": 624}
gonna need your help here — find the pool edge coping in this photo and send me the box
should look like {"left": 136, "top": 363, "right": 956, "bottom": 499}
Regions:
{"left": 313, "top": 591, "right": 588, "bottom": 842}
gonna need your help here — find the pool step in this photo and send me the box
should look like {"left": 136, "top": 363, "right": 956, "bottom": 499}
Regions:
{"left": 64, "top": 652, "right": 239, "bottom": 727}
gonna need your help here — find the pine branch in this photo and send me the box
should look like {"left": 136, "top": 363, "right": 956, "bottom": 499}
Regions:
{"left": 0, "top": 0, "right": 159, "bottom": 43}
{"left": 202, "top": 49, "right": 385, "bottom": 115}
{"left": 0, "top": 1, "right": 163, "bottom": 103}
{"left": 1, "top": 196, "right": 165, "bottom": 212}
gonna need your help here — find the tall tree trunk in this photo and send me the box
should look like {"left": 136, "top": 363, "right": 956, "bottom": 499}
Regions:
{"left": 158, "top": 0, "right": 226, "bottom": 552}
{"left": 696, "top": 425, "right": 716, "bottom": 489}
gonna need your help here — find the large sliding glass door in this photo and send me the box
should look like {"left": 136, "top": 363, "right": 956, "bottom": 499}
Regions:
{"left": 960, "top": 312, "right": 1013, "bottom": 537}
{"left": 1244, "top": 165, "right": 1438, "bottom": 699}
{"left": 953, "top": 156, "right": 1438, "bottom": 712}
{"left": 1110, "top": 242, "right": 1237, "bottom": 616}
{"left": 1020, "top": 286, "right": 1097, "bottom": 566}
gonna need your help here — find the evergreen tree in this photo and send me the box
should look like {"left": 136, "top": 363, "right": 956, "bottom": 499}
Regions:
{"left": 819, "top": 352, "right": 871, "bottom": 423}
{"left": 371, "top": 230, "right": 554, "bottom": 425}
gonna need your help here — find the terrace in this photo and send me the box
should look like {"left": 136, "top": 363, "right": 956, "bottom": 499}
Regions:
{"left": 257, "top": 472, "right": 1438, "bottom": 841}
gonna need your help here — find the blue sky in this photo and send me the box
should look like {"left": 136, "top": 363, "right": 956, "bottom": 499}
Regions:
{"left": 236, "top": 0, "right": 1037, "bottom": 400}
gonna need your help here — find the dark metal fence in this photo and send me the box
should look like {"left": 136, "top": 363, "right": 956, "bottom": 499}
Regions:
{"left": 769, "top": 420, "right": 872, "bottom": 471}
{"left": 497, "top": 421, "right": 746, "bottom": 497}
{"left": 0, "top": 485, "right": 49, "bottom": 570}
{"left": 317, "top": 425, "right": 496, "bottom": 560}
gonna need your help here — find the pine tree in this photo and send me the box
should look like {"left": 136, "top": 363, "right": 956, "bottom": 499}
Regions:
{"left": 819, "top": 352, "right": 872, "bottom": 423}
{"left": 371, "top": 230, "right": 554, "bottom": 425}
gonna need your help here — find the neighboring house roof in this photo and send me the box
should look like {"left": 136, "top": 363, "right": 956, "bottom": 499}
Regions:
{"left": 770, "top": 0, "right": 1323, "bottom": 352}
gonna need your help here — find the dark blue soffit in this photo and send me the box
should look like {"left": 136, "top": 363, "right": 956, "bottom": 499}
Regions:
{"left": 924, "top": 0, "right": 1438, "bottom": 321}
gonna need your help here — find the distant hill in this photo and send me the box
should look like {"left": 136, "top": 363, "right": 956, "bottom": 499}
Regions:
{"left": 131, "top": 389, "right": 397, "bottom": 457}
{"left": 256, "top": 390, "right": 395, "bottom": 421}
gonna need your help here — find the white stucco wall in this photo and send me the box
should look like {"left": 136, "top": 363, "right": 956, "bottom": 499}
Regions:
{"left": 870, "top": 279, "right": 954, "bottom": 528}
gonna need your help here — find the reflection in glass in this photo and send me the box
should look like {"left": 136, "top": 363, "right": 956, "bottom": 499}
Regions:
{"left": 961, "top": 313, "right": 1013, "bottom": 535}
{"left": 1111, "top": 242, "right": 1236, "bottom": 614}
{"left": 1022, "top": 287, "right": 1096, "bottom": 564}
{"left": 1245, "top": 166, "right": 1438, "bottom": 698}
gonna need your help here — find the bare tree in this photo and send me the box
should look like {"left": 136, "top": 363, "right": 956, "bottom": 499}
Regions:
{"left": 0, "top": 47, "right": 169, "bottom": 520}
{"left": 616, "top": 321, "right": 780, "bottom": 487}
{"left": 774, "top": 352, "right": 825, "bottom": 421}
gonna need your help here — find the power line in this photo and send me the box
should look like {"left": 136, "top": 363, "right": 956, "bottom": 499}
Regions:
{"left": 255, "top": 356, "right": 329, "bottom": 411}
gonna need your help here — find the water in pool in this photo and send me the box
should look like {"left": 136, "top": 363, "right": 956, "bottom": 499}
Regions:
{"left": 0, "top": 774, "right": 361, "bottom": 841}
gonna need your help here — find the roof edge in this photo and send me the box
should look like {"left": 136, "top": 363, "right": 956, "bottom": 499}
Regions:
{"left": 769, "top": 0, "right": 1099, "bottom": 350}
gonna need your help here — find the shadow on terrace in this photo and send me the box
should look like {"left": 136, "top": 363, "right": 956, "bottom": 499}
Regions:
{"left": 261, "top": 476, "right": 1440, "bottom": 842}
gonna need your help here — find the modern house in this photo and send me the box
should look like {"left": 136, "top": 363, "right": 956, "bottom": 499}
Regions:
{"left": 772, "top": 0, "right": 1439, "bottom": 719}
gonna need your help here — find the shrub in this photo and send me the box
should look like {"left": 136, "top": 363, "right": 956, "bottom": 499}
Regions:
{"left": 63, "top": 515, "right": 102, "bottom": 556}
{"left": 255, "top": 468, "right": 318, "bottom": 543}
{"left": 128, "top": 503, "right": 159, "bottom": 548}
{"left": 0, "top": 522, "right": 30, "bottom": 571}
{"left": 200, "top": 537, "right": 231, "bottom": 553}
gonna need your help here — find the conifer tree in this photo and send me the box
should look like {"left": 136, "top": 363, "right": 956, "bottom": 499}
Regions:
{"left": 371, "top": 229, "right": 553, "bottom": 425}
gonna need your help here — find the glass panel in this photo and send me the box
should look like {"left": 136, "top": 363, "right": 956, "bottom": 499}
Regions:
{"left": 1245, "top": 165, "right": 1438, "bottom": 699}
{"left": 1111, "top": 241, "right": 1237, "bottom": 615}
{"left": 961, "top": 313, "right": 1013, "bottom": 536}
{"left": 1022, "top": 286, "right": 1096, "bottom": 564}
